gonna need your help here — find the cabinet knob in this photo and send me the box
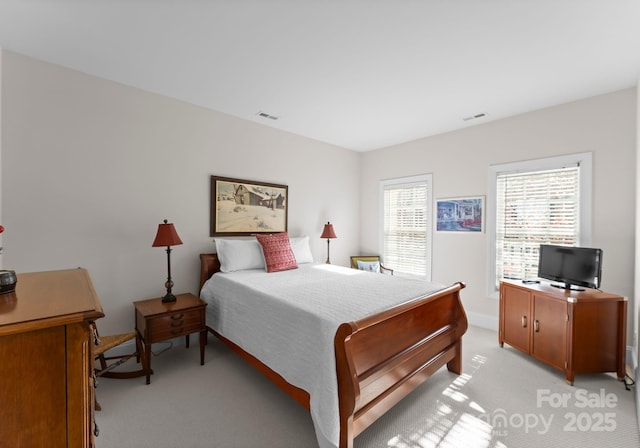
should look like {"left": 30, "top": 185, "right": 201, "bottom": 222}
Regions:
{"left": 521, "top": 316, "right": 527, "bottom": 328}
{"left": 534, "top": 320, "right": 540, "bottom": 332}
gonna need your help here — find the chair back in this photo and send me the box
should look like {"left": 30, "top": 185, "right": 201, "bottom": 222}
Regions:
{"left": 350, "top": 255, "right": 394, "bottom": 275}
{"left": 351, "top": 256, "right": 381, "bottom": 270}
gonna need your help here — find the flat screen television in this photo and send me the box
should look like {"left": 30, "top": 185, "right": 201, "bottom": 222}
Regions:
{"left": 537, "top": 244, "right": 602, "bottom": 291}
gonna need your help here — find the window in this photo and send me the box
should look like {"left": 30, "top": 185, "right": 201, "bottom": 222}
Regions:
{"left": 380, "top": 174, "right": 432, "bottom": 278}
{"left": 488, "top": 153, "right": 592, "bottom": 295}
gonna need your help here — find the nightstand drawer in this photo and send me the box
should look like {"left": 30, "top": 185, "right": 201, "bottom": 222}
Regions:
{"left": 149, "top": 309, "right": 203, "bottom": 340}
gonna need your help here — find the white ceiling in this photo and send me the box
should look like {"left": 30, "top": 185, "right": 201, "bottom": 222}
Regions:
{"left": 0, "top": 1, "right": 639, "bottom": 152}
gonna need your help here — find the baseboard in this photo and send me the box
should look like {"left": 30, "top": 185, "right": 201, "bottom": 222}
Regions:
{"left": 101, "top": 315, "right": 501, "bottom": 360}
{"left": 630, "top": 344, "right": 640, "bottom": 432}
{"left": 627, "top": 345, "right": 637, "bottom": 377}
{"left": 466, "top": 311, "right": 499, "bottom": 332}
{"left": 98, "top": 334, "right": 203, "bottom": 358}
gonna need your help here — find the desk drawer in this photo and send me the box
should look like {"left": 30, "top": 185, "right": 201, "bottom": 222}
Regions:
{"left": 148, "top": 309, "right": 203, "bottom": 341}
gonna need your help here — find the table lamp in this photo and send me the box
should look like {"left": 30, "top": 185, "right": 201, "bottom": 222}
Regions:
{"left": 152, "top": 219, "right": 183, "bottom": 302}
{"left": 320, "top": 222, "right": 337, "bottom": 264}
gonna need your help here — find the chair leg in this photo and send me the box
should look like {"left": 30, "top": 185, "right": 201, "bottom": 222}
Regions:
{"left": 135, "top": 333, "right": 147, "bottom": 371}
{"left": 135, "top": 333, "right": 143, "bottom": 364}
{"left": 99, "top": 353, "right": 108, "bottom": 371}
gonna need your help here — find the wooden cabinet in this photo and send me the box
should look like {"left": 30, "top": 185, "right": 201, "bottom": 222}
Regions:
{"left": 0, "top": 268, "right": 104, "bottom": 447}
{"left": 499, "top": 280, "right": 626, "bottom": 385}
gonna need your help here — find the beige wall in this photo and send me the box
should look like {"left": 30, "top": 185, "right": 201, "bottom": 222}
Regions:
{"left": 1, "top": 48, "right": 637, "bottom": 343}
{"left": 0, "top": 50, "right": 361, "bottom": 334}
{"left": 635, "top": 80, "right": 640, "bottom": 425}
{"left": 361, "top": 88, "right": 637, "bottom": 331}
{"left": 0, "top": 50, "right": 3, "bottom": 268}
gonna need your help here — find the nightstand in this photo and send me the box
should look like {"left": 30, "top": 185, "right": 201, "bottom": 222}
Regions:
{"left": 134, "top": 293, "right": 207, "bottom": 384}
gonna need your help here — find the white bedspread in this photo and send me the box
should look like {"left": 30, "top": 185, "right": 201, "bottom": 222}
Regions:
{"left": 200, "top": 263, "right": 445, "bottom": 448}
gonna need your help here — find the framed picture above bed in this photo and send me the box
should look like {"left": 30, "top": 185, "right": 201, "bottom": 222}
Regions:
{"left": 210, "top": 176, "right": 288, "bottom": 236}
{"left": 436, "top": 196, "right": 484, "bottom": 232}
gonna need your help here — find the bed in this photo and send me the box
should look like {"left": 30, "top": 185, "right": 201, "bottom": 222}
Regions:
{"left": 199, "top": 251, "right": 467, "bottom": 448}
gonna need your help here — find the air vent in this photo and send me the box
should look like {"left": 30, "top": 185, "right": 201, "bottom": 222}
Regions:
{"left": 463, "top": 113, "right": 487, "bottom": 122}
{"left": 256, "top": 111, "right": 279, "bottom": 120}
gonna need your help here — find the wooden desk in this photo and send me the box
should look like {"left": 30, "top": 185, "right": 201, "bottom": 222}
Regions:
{"left": 134, "top": 293, "right": 207, "bottom": 384}
{"left": 0, "top": 268, "right": 104, "bottom": 448}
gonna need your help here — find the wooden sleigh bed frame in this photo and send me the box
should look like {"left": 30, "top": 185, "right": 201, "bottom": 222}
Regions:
{"left": 199, "top": 253, "right": 468, "bottom": 448}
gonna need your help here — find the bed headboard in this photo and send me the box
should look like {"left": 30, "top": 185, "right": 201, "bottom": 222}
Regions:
{"left": 199, "top": 253, "right": 221, "bottom": 292}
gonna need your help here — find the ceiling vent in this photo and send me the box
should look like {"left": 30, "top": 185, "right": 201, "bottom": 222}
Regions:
{"left": 256, "top": 111, "right": 279, "bottom": 121}
{"left": 463, "top": 112, "right": 487, "bottom": 122}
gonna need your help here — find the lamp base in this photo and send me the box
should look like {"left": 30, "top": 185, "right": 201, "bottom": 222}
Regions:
{"left": 161, "top": 293, "right": 177, "bottom": 303}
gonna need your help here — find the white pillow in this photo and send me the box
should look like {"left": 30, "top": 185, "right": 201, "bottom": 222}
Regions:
{"left": 214, "top": 238, "right": 265, "bottom": 272}
{"left": 357, "top": 260, "right": 381, "bottom": 273}
{"left": 289, "top": 236, "right": 314, "bottom": 264}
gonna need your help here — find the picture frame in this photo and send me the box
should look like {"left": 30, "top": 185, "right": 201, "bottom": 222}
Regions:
{"left": 210, "top": 176, "right": 288, "bottom": 236}
{"left": 436, "top": 196, "right": 484, "bottom": 232}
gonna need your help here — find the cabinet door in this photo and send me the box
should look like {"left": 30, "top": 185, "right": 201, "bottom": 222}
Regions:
{"left": 0, "top": 326, "right": 67, "bottom": 447}
{"left": 501, "top": 285, "right": 531, "bottom": 353}
{"left": 531, "top": 295, "right": 567, "bottom": 372}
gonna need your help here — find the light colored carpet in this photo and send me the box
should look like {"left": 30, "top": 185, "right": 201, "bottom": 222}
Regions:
{"left": 95, "top": 325, "right": 639, "bottom": 447}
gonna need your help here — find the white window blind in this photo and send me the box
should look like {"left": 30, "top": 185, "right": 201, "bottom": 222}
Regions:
{"left": 382, "top": 177, "right": 431, "bottom": 277}
{"left": 495, "top": 165, "right": 580, "bottom": 287}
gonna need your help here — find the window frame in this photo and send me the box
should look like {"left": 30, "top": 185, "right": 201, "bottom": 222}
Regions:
{"left": 487, "top": 153, "right": 593, "bottom": 297}
{"left": 379, "top": 174, "right": 433, "bottom": 280}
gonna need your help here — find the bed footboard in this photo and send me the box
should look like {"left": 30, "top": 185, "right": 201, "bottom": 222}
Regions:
{"left": 334, "top": 282, "right": 467, "bottom": 448}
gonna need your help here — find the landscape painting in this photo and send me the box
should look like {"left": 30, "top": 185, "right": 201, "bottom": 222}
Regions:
{"left": 210, "top": 176, "right": 288, "bottom": 236}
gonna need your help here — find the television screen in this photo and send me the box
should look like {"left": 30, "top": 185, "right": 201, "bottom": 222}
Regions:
{"left": 537, "top": 244, "right": 602, "bottom": 290}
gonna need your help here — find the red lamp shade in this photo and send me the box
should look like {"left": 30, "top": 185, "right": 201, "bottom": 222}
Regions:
{"left": 320, "top": 222, "right": 337, "bottom": 239}
{"left": 152, "top": 220, "right": 183, "bottom": 247}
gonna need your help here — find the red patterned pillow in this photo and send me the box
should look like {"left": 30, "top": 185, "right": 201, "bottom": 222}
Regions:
{"left": 256, "top": 233, "right": 298, "bottom": 273}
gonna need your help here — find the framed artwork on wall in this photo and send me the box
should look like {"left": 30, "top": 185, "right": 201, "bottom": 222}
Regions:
{"left": 210, "top": 176, "right": 288, "bottom": 236}
{"left": 436, "top": 196, "right": 484, "bottom": 232}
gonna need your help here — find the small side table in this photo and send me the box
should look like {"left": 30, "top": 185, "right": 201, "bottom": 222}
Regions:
{"left": 134, "top": 293, "right": 207, "bottom": 384}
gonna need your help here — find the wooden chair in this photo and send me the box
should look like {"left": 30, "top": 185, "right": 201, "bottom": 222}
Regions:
{"left": 91, "top": 323, "right": 148, "bottom": 410}
{"left": 350, "top": 255, "right": 394, "bottom": 275}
